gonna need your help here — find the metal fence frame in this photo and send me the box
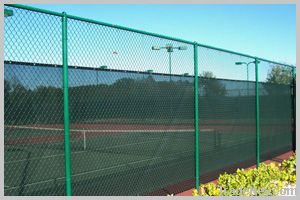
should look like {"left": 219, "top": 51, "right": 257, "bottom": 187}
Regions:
{"left": 4, "top": 4, "right": 296, "bottom": 196}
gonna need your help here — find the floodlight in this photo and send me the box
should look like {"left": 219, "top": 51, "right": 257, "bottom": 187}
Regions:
{"left": 152, "top": 46, "right": 160, "bottom": 50}
{"left": 235, "top": 62, "right": 244, "bottom": 65}
{"left": 178, "top": 46, "right": 188, "bottom": 50}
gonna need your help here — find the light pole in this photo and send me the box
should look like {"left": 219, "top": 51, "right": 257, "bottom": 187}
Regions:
{"left": 152, "top": 44, "right": 187, "bottom": 81}
{"left": 236, "top": 59, "right": 262, "bottom": 168}
{"left": 235, "top": 60, "right": 260, "bottom": 95}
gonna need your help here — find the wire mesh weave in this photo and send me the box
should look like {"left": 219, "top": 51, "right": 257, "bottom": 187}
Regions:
{"left": 4, "top": 5, "right": 295, "bottom": 196}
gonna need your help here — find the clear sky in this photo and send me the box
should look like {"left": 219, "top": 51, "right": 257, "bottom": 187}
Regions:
{"left": 28, "top": 4, "right": 296, "bottom": 66}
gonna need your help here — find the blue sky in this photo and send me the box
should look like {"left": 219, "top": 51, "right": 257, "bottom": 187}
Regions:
{"left": 4, "top": 4, "right": 295, "bottom": 83}
{"left": 28, "top": 4, "right": 296, "bottom": 66}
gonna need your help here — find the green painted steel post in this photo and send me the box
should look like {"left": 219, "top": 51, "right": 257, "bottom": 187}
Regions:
{"left": 292, "top": 67, "right": 296, "bottom": 77}
{"left": 291, "top": 67, "right": 296, "bottom": 152}
{"left": 194, "top": 43, "right": 199, "bottom": 191}
{"left": 255, "top": 58, "right": 260, "bottom": 168}
{"left": 169, "top": 51, "right": 172, "bottom": 81}
{"left": 62, "top": 12, "right": 72, "bottom": 196}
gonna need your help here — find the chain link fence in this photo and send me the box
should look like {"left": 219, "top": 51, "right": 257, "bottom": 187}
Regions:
{"left": 4, "top": 4, "right": 296, "bottom": 196}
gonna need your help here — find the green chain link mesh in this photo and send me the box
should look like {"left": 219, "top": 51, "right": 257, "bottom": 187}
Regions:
{"left": 4, "top": 6, "right": 65, "bottom": 195}
{"left": 258, "top": 61, "right": 293, "bottom": 160}
{"left": 4, "top": 5, "right": 295, "bottom": 196}
{"left": 67, "top": 18, "right": 195, "bottom": 195}
{"left": 197, "top": 46, "right": 256, "bottom": 180}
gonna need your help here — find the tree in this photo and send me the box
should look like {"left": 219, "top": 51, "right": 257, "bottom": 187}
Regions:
{"left": 200, "top": 71, "right": 227, "bottom": 96}
{"left": 4, "top": 80, "right": 11, "bottom": 118}
{"left": 266, "top": 65, "right": 292, "bottom": 85}
{"left": 201, "top": 71, "right": 216, "bottom": 79}
{"left": 263, "top": 65, "right": 293, "bottom": 96}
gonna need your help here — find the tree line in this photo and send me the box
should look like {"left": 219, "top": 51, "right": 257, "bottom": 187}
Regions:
{"left": 4, "top": 65, "right": 293, "bottom": 125}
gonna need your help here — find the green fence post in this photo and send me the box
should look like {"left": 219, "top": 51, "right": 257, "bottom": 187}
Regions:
{"left": 62, "top": 11, "right": 72, "bottom": 196}
{"left": 194, "top": 43, "right": 199, "bottom": 191}
{"left": 292, "top": 67, "right": 296, "bottom": 152}
{"left": 255, "top": 58, "right": 260, "bottom": 168}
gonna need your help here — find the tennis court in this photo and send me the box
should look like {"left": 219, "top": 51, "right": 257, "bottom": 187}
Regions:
{"left": 4, "top": 124, "right": 279, "bottom": 195}
{"left": 4, "top": 122, "right": 293, "bottom": 195}
{"left": 5, "top": 125, "right": 196, "bottom": 195}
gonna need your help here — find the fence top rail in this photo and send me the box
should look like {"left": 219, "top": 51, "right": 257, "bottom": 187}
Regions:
{"left": 5, "top": 3, "right": 296, "bottom": 69}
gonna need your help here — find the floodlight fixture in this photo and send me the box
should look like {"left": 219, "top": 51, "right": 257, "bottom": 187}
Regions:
{"left": 178, "top": 46, "right": 188, "bottom": 50}
{"left": 151, "top": 46, "right": 161, "bottom": 50}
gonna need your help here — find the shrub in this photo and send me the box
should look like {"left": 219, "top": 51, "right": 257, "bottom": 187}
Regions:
{"left": 197, "top": 154, "right": 296, "bottom": 196}
{"left": 280, "top": 153, "right": 296, "bottom": 183}
{"left": 192, "top": 189, "right": 199, "bottom": 196}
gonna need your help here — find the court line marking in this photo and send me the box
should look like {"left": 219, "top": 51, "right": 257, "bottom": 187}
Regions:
{"left": 4, "top": 130, "right": 217, "bottom": 164}
{"left": 4, "top": 149, "right": 194, "bottom": 191}
{"left": 5, "top": 138, "right": 163, "bottom": 164}
{"left": 5, "top": 133, "right": 196, "bottom": 164}
{"left": 5, "top": 125, "right": 214, "bottom": 164}
{"left": 5, "top": 125, "right": 215, "bottom": 133}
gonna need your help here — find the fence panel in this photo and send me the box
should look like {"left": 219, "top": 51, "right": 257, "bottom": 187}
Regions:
{"left": 67, "top": 18, "right": 195, "bottom": 195}
{"left": 4, "top": 6, "right": 65, "bottom": 195}
{"left": 3, "top": 4, "right": 295, "bottom": 196}
{"left": 197, "top": 46, "right": 257, "bottom": 179}
{"left": 258, "top": 61, "right": 293, "bottom": 160}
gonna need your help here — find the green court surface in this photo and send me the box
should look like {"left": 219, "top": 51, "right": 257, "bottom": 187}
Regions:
{"left": 5, "top": 126, "right": 290, "bottom": 195}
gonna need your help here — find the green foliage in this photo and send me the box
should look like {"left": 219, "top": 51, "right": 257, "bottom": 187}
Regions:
{"left": 192, "top": 189, "right": 199, "bottom": 196}
{"left": 200, "top": 71, "right": 227, "bottom": 96}
{"left": 279, "top": 154, "right": 296, "bottom": 183}
{"left": 266, "top": 65, "right": 292, "bottom": 85}
{"left": 4, "top": 80, "right": 11, "bottom": 116}
{"left": 198, "top": 155, "right": 296, "bottom": 196}
{"left": 4, "top": 78, "right": 64, "bottom": 124}
{"left": 6, "top": 64, "right": 292, "bottom": 126}
{"left": 199, "top": 183, "right": 220, "bottom": 196}
{"left": 201, "top": 71, "right": 216, "bottom": 79}
{"left": 4, "top": 69, "right": 195, "bottom": 124}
